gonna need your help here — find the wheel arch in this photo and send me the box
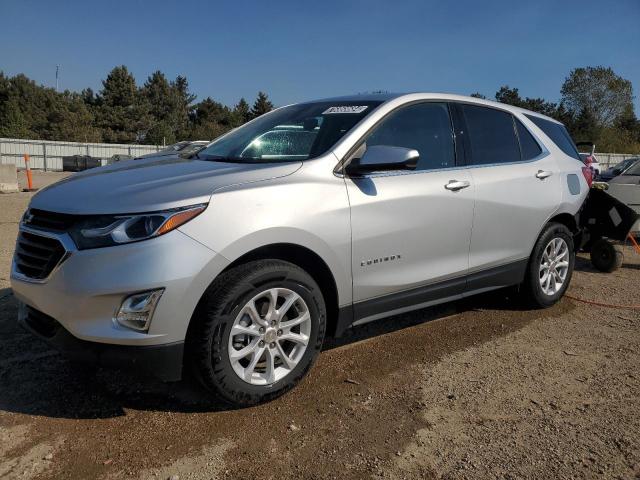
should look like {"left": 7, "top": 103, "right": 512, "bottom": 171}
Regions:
{"left": 193, "top": 242, "right": 342, "bottom": 338}
{"left": 547, "top": 212, "right": 579, "bottom": 234}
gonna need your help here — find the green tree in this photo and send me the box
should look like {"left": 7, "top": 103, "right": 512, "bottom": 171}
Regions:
{"left": 96, "top": 66, "right": 150, "bottom": 143}
{"left": 141, "top": 71, "right": 176, "bottom": 144}
{"left": 0, "top": 97, "right": 31, "bottom": 138}
{"left": 571, "top": 107, "right": 600, "bottom": 144}
{"left": 250, "top": 91, "right": 274, "bottom": 119}
{"left": 561, "top": 66, "right": 634, "bottom": 127}
{"left": 232, "top": 97, "right": 251, "bottom": 126}
{"left": 495, "top": 85, "right": 524, "bottom": 107}
{"left": 172, "top": 75, "right": 196, "bottom": 138}
{"left": 45, "top": 92, "right": 102, "bottom": 142}
{"left": 469, "top": 92, "right": 486, "bottom": 99}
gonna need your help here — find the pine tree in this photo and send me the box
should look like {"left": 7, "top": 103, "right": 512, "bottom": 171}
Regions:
{"left": 233, "top": 98, "right": 251, "bottom": 126}
{"left": 250, "top": 92, "right": 274, "bottom": 119}
{"left": 96, "top": 66, "right": 150, "bottom": 143}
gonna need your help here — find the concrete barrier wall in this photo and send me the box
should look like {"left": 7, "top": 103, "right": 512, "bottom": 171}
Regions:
{"left": 0, "top": 138, "right": 161, "bottom": 171}
{"left": 0, "top": 164, "right": 19, "bottom": 193}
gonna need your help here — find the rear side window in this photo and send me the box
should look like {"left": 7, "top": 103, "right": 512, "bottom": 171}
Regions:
{"left": 515, "top": 119, "right": 542, "bottom": 160}
{"left": 461, "top": 105, "right": 520, "bottom": 165}
{"left": 525, "top": 115, "right": 580, "bottom": 160}
{"left": 365, "top": 102, "right": 455, "bottom": 171}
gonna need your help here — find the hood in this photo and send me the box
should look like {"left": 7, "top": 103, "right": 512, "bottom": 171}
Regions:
{"left": 30, "top": 156, "right": 302, "bottom": 215}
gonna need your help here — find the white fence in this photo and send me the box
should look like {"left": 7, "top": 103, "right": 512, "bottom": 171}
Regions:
{"left": 0, "top": 138, "right": 161, "bottom": 171}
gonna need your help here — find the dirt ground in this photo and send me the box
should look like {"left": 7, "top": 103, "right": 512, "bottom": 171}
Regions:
{"left": 1, "top": 171, "right": 639, "bottom": 480}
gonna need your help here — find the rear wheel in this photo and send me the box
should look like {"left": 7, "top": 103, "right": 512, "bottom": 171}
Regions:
{"left": 187, "top": 260, "right": 326, "bottom": 407}
{"left": 521, "top": 222, "right": 575, "bottom": 307}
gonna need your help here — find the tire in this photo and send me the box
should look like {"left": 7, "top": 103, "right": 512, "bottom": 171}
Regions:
{"left": 590, "top": 238, "right": 623, "bottom": 273}
{"left": 187, "top": 260, "right": 326, "bottom": 407}
{"left": 521, "top": 222, "right": 575, "bottom": 308}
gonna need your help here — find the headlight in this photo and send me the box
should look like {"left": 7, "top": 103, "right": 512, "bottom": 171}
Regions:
{"left": 69, "top": 204, "right": 207, "bottom": 249}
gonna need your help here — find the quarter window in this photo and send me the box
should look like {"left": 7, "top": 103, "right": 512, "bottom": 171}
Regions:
{"left": 525, "top": 115, "right": 581, "bottom": 160}
{"left": 515, "top": 118, "right": 543, "bottom": 160}
{"left": 363, "top": 102, "right": 455, "bottom": 171}
{"left": 461, "top": 105, "right": 520, "bottom": 165}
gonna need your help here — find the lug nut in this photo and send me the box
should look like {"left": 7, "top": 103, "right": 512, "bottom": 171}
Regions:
{"left": 271, "top": 320, "right": 276, "bottom": 326}
{"left": 270, "top": 342, "right": 276, "bottom": 349}
{"left": 259, "top": 327, "right": 265, "bottom": 333}
{"left": 259, "top": 340, "right": 265, "bottom": 347}
{"left": 277, "top": 329, "right": 282, "bottom": 336}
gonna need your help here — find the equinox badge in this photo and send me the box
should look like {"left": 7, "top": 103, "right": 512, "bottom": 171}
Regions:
{"left": 360, "top": 254, "right": 402, "bottom": 267}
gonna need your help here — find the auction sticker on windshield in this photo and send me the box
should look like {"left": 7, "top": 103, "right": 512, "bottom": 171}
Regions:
{"left": 322, "top": 106, "right": 369, "bottom": 114}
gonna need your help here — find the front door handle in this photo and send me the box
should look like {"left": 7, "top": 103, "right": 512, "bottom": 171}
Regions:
{"left": 535, "top": 170, "right": 553, "bottom": 180}
{"left": 445, "top": 180, "right": 471, "bottom": 191}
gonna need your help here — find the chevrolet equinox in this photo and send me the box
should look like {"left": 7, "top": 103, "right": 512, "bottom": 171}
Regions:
{"left": 12, "top": 93, "right": 590, "bottom": 406}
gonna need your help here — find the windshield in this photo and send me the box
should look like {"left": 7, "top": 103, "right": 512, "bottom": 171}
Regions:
{"left": 624, "top": 161, "right": 640, "bottom": 176}
{"left": 197, "top": 101, "right": 382, "bottom": 163}
{"left": 611, "top": 158, "right": 638, "bottom": 172}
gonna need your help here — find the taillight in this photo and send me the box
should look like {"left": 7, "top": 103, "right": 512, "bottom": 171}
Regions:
{"left": 582, "top": 166, "right": 593, "bottom": 187}
{"left": 584, "top": 155, "right": 594, "bottom": 166}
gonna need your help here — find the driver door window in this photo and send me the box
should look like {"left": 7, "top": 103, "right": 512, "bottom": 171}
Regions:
{"left": 363, "top": 102, "right": 455, "bottom": 171}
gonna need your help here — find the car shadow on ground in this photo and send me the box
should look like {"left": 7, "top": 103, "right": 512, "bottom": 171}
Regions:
{"left": 0, "top": 285, "right": 530, "bottom": 420}
{"left": 574, "top": 255, "right": 597, "bottom": 272}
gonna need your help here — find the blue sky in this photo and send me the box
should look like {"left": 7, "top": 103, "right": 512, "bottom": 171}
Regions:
{"left": 1, "top": 0, "right": 639, "bottom": 111}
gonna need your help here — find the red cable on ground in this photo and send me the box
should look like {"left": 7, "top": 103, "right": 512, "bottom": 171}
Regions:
{"left": 564, "top": 294, "right": 640, "bottom": 310}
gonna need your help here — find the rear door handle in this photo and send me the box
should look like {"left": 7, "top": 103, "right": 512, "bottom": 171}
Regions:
{"left": 535, "top": 170, "right": 553, "bottom": 180}
{"left": 445, "top": 180, "right": 470, "bottom": 191}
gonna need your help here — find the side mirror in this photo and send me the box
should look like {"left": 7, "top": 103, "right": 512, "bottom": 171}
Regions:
{"left": 345, "top": 145, "right": 419, "bottom": 175}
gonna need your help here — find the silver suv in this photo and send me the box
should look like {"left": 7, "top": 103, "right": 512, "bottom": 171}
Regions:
{"left": 12, "top": 93, "right": 590, "bottom": 406}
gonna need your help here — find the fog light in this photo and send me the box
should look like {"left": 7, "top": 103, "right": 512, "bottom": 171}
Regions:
{"left": 115, "top": 289, "right": 164, "bottom": 332}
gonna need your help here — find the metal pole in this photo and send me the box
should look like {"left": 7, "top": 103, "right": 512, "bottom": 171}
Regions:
{"left": 42, "top": 143, "right": 48, "bottom": 172}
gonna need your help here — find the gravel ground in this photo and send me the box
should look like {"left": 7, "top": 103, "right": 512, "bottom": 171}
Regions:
{"left": 0, "top": 171, "right": 638, "bottom": 479}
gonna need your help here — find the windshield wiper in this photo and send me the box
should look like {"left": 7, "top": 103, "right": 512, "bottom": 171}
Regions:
{"left": 197, "top": 154, "right": 264, "bottom": 163}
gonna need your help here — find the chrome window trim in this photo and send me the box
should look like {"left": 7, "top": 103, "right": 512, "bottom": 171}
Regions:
{"left": 11, "top": 225, "right": 76, "bottom": 284}
{"left": 342, "top": 150, "right": 550, "bottom": 180}
{"left": 334, "top": 98, "right": 552, "bottom": 179}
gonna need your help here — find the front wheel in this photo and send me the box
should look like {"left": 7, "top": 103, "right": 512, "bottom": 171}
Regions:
{"left": 521, "top": 222, "right": 575, "bottom": 308}
{"left": 187, "top": 260, "right": 326, "bottom": 407}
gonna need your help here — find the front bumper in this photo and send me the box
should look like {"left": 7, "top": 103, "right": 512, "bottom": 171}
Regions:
{"left": 11, "top": 227, "right": 230, "bottom": 347}
{"left": 18, "top": 303, "right": 184, "bottom": 381}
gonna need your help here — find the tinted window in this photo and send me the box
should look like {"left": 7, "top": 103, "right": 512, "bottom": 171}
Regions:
{"left": 525, "top": 115, "right": 581, "bottom": 160}
{"left": 364, "top": 102, "right": 454, "bottom": 171}
{"left": 515, "top": 119, "right": 543, "bottom": 160}
{"left": 462, "top": 105, "right": 520, "bottom": 165}
{"left": 625, "top": 161, "right": 640, "bottom": 176}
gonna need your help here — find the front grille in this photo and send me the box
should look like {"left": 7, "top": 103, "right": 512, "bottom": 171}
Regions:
{"left": 14, "top": 231, "right": 66, "bottom": 280}
{"left": 23, "top": 305, "right": 61, "bottom": 338}
{"left": 24, "top": 208, "right": 78, "bottom": 232}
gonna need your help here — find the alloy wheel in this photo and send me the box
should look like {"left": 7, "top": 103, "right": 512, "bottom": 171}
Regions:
{"left": 539, "top": 237, "right": 570, "bottom": 296}
{"left": 228, "top": 288, "right": 311, "bottom": 385}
